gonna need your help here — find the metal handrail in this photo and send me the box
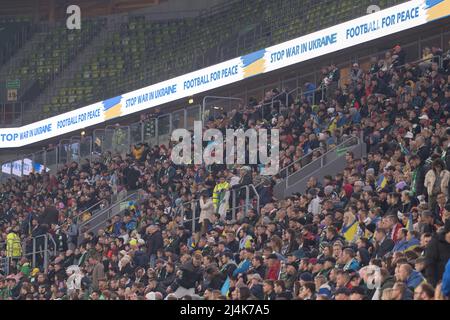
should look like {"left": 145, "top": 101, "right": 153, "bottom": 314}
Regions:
{"left": 72, "top": 198, "right": 110, "bottom": 224}
{"left": 394, "top": 54, "right": 443, "bottom": 71}
{"left": 231, "top": 184, "right": 259, "bottom": 220}
{"left": 342, "top": 54, "right": 444, "bottom": 87}
{"left": 0, "top": 233, "right": 57, "bottom": 274}
{"left": 80, "top": 191, "right": 140, "bottom": 235}
{"left": 284, "top": 135, "right": 359, "bottom": 189}
{"left": 202, "top": 95, "right": 243, "bottom": 121}
{"left": 279, "top": 133, "right": 356, "bottom": 178}
{"left": 180, "top": 199, "right": 200, "bottom": 235}
{"left": 257, "top": 99, "right": 282, "bottom": 120}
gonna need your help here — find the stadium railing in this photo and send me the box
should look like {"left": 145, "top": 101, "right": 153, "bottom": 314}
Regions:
{"left": 230, "top": 184, "right": 260, "bottom": 220}
{"left": 77, "top": 191, "right": 143, "bottom": 241}
{"left": 0, "top": 233, "right": 57, "bottom": 275}
{"left": 273, "top": 134, "right": 365, "bottom": 199}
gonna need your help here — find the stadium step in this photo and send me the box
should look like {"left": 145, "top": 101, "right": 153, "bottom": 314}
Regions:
{"left": 76, "top": 190, "right": 142, "bottom": 242}
{"left": 273, "top": 134, "right": 367, "bottom": 199}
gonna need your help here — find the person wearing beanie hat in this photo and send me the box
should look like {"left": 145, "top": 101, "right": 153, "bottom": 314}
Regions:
{"left": 299, "top": 272, "right": 313, "bottom": 284}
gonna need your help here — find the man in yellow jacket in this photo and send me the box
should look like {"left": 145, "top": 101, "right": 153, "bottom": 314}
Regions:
{"left": 6, "top": 227, "right": 22, "bottom": 259}
{"left": 213, "top": 176, "right": 230, "bottom": 212}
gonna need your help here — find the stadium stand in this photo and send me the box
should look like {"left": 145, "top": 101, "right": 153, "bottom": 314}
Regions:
{"left": 1, "top": 28, "right": 450, "bottom": 301}
{"left": 2, "top": 0, "right": 406, "bottom": 123}
{"left": 0, "top": 17, "right": 34, "bottom": 67}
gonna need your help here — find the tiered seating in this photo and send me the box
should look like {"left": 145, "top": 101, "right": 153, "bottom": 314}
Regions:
{"left": 4, "top": 18, "right": 106, "bottom": 109}
{"left": 0, "top": 17, "right": 34, "bottom": 66}
{"left": 39, "top": 0, "right": 406, "bottom": 118}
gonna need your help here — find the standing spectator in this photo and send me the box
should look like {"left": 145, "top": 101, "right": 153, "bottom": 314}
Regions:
{"left": 424, "top": 220, "right": 450, "bottom": 287}
{"left": 6, "top": 227, "right": 21, "bottom": 260}
{"left": 199, "top": 191, "right": 215, "bottom": 239}
{"left": 145, "top": 225, "right": 163, "bottom": 268}
{"left": 424, "top": 159, "right": 450, "bottom": 212}
{"left": 89, "top": 255, "right": 106, "bottom": 291}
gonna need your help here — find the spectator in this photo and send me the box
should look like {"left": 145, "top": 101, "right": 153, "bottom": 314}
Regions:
{"left": 425, "top": 220, "right": 450, "bottom": 287}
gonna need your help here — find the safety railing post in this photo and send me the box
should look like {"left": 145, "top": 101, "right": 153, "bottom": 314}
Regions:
{"left": 192, "top": 201, "right": 196, "bottom": 235}
{"left": 232, "top": 188, "right": 237, "bottom": 221}
{"left": 32, "top": 238, "right": 36, "bottom": 269}
{"left": 245, "top": 186, "right": 250, "bottom": 216}
{"left": 44, "top": 235, "right": 48, "bottom": 273}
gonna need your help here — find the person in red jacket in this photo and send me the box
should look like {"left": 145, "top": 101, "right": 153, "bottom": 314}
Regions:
{"left": 266, "top": 254, "right": 281, "bottom": 280}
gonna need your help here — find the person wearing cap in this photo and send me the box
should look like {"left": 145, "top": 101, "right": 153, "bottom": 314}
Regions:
{"left": 280, "top": 262, "right": 298, "bottom": 291}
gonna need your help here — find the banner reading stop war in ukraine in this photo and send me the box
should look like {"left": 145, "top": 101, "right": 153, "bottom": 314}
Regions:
{"left": 0, "top": 0, "right": 448, "bottom": 148}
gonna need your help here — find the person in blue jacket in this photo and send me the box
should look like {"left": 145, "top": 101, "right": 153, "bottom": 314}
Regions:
{"left": 396, "top": 263, "right": 426, "bottom": 290}
{"left": 441, "top": 259, "right": 450, "bottom": 298}
{"left": 233, "top": 248, "right": 252, "bottom": 277}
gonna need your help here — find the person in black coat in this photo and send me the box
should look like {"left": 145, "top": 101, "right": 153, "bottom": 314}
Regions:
{"left": 124, "top": 165, "right": 141, "bottom": 190}
{"left": 157, "top": 262, "right": 177, "bottom": 291}
{"left": 40, "top": 201, "right": 59, "bottom": 227}
{"left": 372, "top": 228, "right": 394, "bottom": 259}
{"left": 425, "top": 220, "right": 450, "bottom": 287}
{"left": 144, "top": 225, "right": 163, "bottom": 267}
{"left": 204, "top": 266, "right": 224, "bottom": 291}
{"left": 263, "top": 280, "right": 277, "bottom": 300}
{"left": 168, "top": 254, "right": 203, "bottom": 294}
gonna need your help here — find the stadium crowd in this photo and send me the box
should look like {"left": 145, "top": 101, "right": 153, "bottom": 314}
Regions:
{"left": 1, "top": 43, "right": 450, "bottom": 300}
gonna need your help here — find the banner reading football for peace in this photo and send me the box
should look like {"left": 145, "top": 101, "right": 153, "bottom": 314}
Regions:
{"left": 0, "top": 0, "right": 448, "bottom": 148}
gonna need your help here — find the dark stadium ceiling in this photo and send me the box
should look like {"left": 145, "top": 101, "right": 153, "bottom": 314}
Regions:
{"left": 0, "top": 0, "right": 166, "bottom": 20}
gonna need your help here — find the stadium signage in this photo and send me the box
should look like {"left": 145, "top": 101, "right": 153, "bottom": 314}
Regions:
{"left": 0, "top": 0, "right": 448, "bottom": 149}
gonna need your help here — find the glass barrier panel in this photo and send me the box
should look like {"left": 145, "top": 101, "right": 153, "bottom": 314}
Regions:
{"left": 186, "top": 105, "right": 201, "bottom": 130}
{"left": 172, "top": 109, "right": 185, "bottom": 130}
{"left": 79, "top": 136, "right": 93, "bottom": 161}
{"left": 157, "top": 114, "right": 171, "bottom": 146}
{"left": 143, "top": 118, "right": 158, "bottom": 147}
{"left": 34, "top": 150, "right": 47, "bottom": 174}
{"left": 46, "top": 148, "right": 58, "bottom": 174}
{"left": 130, "top": 122, "right": 143, "bottom": 146}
